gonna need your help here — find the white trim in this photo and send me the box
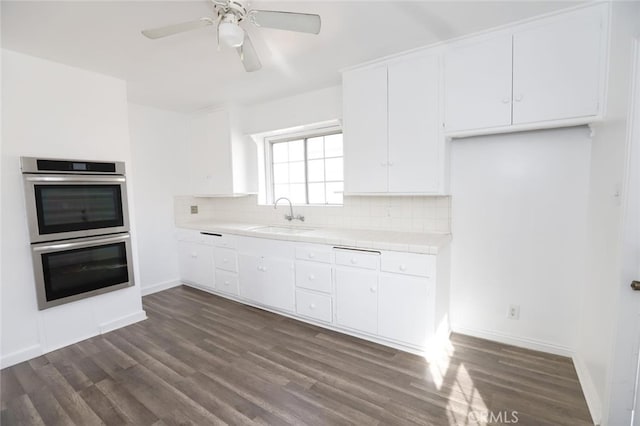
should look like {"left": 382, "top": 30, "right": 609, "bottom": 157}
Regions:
{"left": 574, "top": 353, "right": 603, "bottom": 425}
{"left": 445, "top": 116, "right": 601, "bottom": 140}
{"left": 141, "top": 279, "right": 181, "bottom": 296}
{"left": 98, "top": 310, "right": 147, "bottom": 334}
{"left": 0, "top": 344, "right": 43, "bottom": 369}
{"left": 450, "top": 325, "right": 573, "bottom": 357}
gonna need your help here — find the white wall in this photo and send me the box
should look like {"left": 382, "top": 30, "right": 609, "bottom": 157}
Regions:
{"left": 241, "top": 85, "right": 342, "bottom": 135}
{"left": 128, "top": 104, "right": 190, "bottom": 295}
{"left": 1, "top": 49, "right": 146, "bottom": 368}
{"left": 576, "top": 2, "right": 640, "bottom": 424}
{"left": 450, "top": 127, "right": 591, "bottom": 355}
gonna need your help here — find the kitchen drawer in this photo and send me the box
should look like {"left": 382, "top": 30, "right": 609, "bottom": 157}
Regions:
{"left": 215, "top": 270, "right": 239, "bottom": 296}
{"left": 296, "top": 289, "right": 332, "bottom": 323}
{"left": 381, "top": 251, "right": 435, "bottom": 277}
{"left": 295, "top": 261, "right": 332, "bottom": 293}
{"left": 214, "top": 247, "right": 238, "bottom": 272}
{"left": 295, "top": 245, "right": 332, "bottom": 264}
{"left": 335, "top": 249, "right": 380, "bottom": 270}
{"left": 200, "top": 232, "right": 236, "bottom": 249}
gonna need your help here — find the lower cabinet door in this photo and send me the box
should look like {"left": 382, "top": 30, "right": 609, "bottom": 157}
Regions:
{"left": 379, "top": 274, "right": 432, "bottom": 347}
{"left": 335, "top": 268, "right": 378, "bottom": 334}
{"left": 177, "top": 241, "right": 214, "bottom": 289}
{"left": 238, "top": 254, "right": 265, "bottom": 304}
{"left": 238, "top": 254, "right": 294, "bottom": 312}
{"left": 263, "top": 257, "right": 295, "bottom": 312}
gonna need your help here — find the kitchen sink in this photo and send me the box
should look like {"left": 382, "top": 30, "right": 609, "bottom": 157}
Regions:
{"left": 250, "top": 225, "right": 316, "bottom": 235}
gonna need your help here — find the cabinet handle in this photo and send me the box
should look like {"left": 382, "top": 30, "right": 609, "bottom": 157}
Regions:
{"left": 309, "top": 303, "right": 316, "bottom": 309}
{"left": 502, "top": 97, "right": 510, "bottom": 104}
{"left": 399, "top": 265, "right": 407, "bottom": 272}
{"left": 224, "top": 280, "right": 230, "bottom": 286}
{"left": 388, "top": 161, "right": 394, "bottom": 167}
{"left": 308, "top": 274, "right": 315, "bottom": 281}
{"left": 308, "top": 253, "right": 315, "bottom": 259}
{"left": 515, "top": 94, "right": 524, "bottom": 102}
{"left": 380, "top": 162, "right": 387, "bottom": 167}
{"left": 191, "top": 252, "right": 198, "bottom": 258}
{"left": 350, "top": 258, "right": 358, "bottom": 264}
{"left": 223, "top": 258, "right": 228, "bottom": 263}
{"left": 369, "top": 287, "right": 376, "bottom": 293}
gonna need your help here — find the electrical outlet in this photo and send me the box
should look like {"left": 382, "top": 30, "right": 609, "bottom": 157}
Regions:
{"left": 190, "top": 205, "right": 198, "bottom": 214}
{"left": 507, "top": 305, "right": 520, "bottom": 320}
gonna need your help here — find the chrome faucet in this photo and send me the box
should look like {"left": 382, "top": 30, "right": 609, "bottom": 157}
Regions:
{"left": 274, "top": 197, "right": 305, "bottom": 222}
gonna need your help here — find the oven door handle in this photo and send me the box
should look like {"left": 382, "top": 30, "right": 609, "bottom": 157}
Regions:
{"left": 32, "top": 234, "right": 130, "bottom": 252}
{"left": 24, "top": 175, "right": 126, "bottom": 183}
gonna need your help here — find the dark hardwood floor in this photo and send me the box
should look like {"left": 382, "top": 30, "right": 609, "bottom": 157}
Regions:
{"left": 1, "top": 285, "right": 592, "bottom": 425}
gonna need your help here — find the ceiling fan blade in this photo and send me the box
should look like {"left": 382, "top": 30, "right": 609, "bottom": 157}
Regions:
{"left": 142, "top": 17, "right": 214, "bottom": 39}
{"left": 250, "top": 10, "right": 321, "bottom": 34}
{"left": 237, "top": 32, "right": 262, "bottom": 72}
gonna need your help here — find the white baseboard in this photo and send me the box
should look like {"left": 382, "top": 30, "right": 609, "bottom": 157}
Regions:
{"left": 141, "top": 279, "right": 181, "bottom": 296}
{"left": 99, "top": 310, "right": 147, "bottom": 334}
{"left": 573, "top": 353, "right": 602, "bottom": 425}
{"left": 0, "top": 344, "right": 43, "bottom": 369}
{"left": 451, "top": 325, "right": 573, "bottom": 357}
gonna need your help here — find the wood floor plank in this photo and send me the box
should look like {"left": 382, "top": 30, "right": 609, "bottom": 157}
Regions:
{"left": 0, "top": 285, "right": 594, "bottom": 425}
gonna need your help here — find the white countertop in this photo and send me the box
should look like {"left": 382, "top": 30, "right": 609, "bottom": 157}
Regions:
{"left": 178, "top": 220, "right": 451, "bottom": 255}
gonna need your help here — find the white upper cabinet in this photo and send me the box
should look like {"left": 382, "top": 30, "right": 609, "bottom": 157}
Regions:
{"left": 444, "top": 34, "right": 513, "bottom": 132}
{"left": 512, "top": 5, "right": 605, "bottom": 124}
{"left": 343, "top": 52, "right": 447, "bottom": 195}
{"left": 188, "top": 109, "right": 256, "bottom": 196}
{"left": 343, "top": 65, "right": 388, "bottom": 194}
{"left": 444, "top": 3, "right": 608, "bottom": 136}
{"left": 388, "top": 54, "right": 442, "bottom": 193}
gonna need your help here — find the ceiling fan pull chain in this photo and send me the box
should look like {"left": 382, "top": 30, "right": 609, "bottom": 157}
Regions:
{"left": 216, "top": 17, "right": 221, "bottom": 51}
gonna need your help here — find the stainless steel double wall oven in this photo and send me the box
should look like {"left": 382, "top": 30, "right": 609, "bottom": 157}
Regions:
{"left": 22, "top": 157, "right": 135, "bottom": 310}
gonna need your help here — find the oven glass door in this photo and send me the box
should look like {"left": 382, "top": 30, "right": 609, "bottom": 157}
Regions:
{"left": 35, "top": 184, "right": 124, "bottom": 234}
{"left": 24, "top": 175, "right": 129, "bottom": 242}
{"left": 32, "top": 234, "right": 134, "bottom": 310}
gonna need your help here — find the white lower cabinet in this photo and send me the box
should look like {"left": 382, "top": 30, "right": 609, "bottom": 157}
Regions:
{"left": 379, "top": 274, "right": 432, "bottom": 347}
{"left": 177, "top": 241, "right": 214, "bottom": 289}
{"left": 335, "top": 267, "right": 379, "bottom": 335}
{"left": 238, "top": 253, "right": 295, "bottom": 312}
{"left": 178, "top": 229, "right": 449, "bottom": 353}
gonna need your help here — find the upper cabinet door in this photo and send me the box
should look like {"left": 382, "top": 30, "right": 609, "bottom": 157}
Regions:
{"left": 343, "top": 65, "right": 389, "bottom": 193}
{"left": 512, "top": 5, "right": 605, "bottom": 125}
{"left": 388, "top": 54, "right": 441, "bottom": 193}
{"left": 189, "top": 111, "right": 234, "bottom": 195}
{"left": 444, "top": 34, "right": 513, "bottom": 132}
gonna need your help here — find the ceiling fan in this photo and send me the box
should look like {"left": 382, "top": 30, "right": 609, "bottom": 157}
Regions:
{"left": 141, "top": 0, "right": 321, "bottom": 72}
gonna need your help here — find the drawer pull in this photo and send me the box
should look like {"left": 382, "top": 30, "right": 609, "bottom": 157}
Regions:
{"left": 399, "top": 265, "right": 407, "bottom": 272}
{"left": 350, "top": 258, "right": 358, "bottom": 264}
{"left": 191, "top": 252, "right": 198, "bottom": 258}
{"left": 308, "top": 253, "right": 315, "bottom": 259}
{"left": 309, "top": 303, "right": 316, "bottom": 309}
{"left": 223, "top": 258, "right": 228, "bottom": 263}
{"left": 308, "top": 274, "right": 315, "bottom": 281}
{"left": 370, "top": 287, "right": 376, "bottom": 293}
{"left": 224, "top": 280, "right": 230, "bottom": 286}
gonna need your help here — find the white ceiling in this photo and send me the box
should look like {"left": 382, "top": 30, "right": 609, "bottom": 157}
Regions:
{"left": 1, "top": 1, "right": 580, "bottom": 112}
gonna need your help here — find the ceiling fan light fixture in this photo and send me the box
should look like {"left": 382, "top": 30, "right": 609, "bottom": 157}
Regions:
{"left": 219, "top": 15, "right": 244, "bottom": 48}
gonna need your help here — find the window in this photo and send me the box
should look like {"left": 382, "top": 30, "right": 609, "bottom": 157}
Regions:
{"left": 268, "top": 131, "right": 343, "bottom": 205}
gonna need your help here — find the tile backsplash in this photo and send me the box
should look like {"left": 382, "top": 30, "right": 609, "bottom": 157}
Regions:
{"left": 175, "top": 195, "right": 451, "bottom": 234}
